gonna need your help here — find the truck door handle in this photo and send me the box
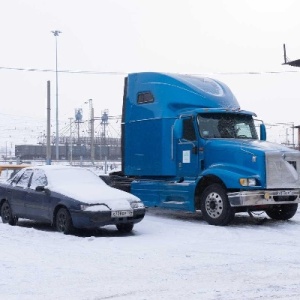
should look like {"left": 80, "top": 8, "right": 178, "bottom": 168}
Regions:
{"left": 192, "top": 146, "right": 198, "bottom": 154}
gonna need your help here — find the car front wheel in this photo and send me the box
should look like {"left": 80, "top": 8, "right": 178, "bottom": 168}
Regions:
{"left": 1, "top": 201, "right": 17, "bottom": 225}
{"left": 55, "top": 207, "right": 74, "bottom": 234}
{"left": 116, "top": 223, "right": 134, "bottom": 233}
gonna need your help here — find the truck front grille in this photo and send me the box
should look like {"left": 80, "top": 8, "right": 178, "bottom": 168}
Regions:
{"left": 266, "top": 152, "right": 300, "bottom": 189}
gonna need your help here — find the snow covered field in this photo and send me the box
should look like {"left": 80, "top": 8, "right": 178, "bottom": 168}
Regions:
{"left": 1, "top": 207, "right": 300, "bottom": 300}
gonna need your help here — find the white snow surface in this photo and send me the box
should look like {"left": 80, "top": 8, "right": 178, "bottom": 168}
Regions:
{"left": 1, "top": 208, "right": 300, "bottom": 300}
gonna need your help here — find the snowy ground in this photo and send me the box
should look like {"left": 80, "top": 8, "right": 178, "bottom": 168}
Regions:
{"left": 1, "top": 206, "right": 300, "bottom": 300}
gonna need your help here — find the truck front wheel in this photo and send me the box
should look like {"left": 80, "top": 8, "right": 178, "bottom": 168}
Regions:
{"left": 200, "top": 184, "right": 235, "bottom": 226}
{"left": 265, "top": 204, "right": 298, "bottom": 220}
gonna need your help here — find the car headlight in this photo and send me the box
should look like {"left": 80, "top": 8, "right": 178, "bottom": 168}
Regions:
{"left": 80, "top": 204, "right": 89, "bottom": 211}
{"left": 80, "top": 204, "right": 110, "bottom": 212}
{"left": 239, "top": 178, "right": 256, "bottom": 187}
{"left": 129, "top": 200, "right": 145, "bottom": 209}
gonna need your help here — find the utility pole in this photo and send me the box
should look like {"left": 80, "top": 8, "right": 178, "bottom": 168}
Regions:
{"left": 69, "top": 118, "right": 73, "bottom": 165}
{"left": 87, "top": 99, "right": 95, "bottom": 164}
{"left": 46, "top": 81, "right": 51, "bottom": 165}
{"left": 51, "top": 30, "right": 62, "bottom": 161}
{"left": 91, "top": 107, "right": 95, "bottom": 164}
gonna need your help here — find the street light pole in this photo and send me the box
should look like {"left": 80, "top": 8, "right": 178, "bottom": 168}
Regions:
{"left": 51, "top": 30, "right": 62, "bottom": 161}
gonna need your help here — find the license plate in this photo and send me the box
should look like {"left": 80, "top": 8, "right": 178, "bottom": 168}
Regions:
{"left": 111, "top": 210, "right": 133, "bottom": 218}
{"left": 276, "top": 191, "right": 292, "bottom": 196}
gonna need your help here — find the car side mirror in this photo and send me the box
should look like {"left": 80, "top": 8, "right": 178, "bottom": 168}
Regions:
{"left": 35, "top": 186, "right": 50, "bottom": 195}
{"left": 36, "top": 186, "right": 45, "bottom": 192}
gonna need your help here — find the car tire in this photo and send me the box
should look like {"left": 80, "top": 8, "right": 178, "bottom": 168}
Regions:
{"left": 1, "top": 200, "right": 18, "bottom": 225}
{"left": 265, "top": 204, "right": 298, "bottom": 220}
{"left": 55, "top": 207, "right": 74, "bottom": 234}
{"left": 116, "top": 223, "right": 134, "bottom": 233}
{"left": 200, "top": 183, "right": 235, "bottom": 226}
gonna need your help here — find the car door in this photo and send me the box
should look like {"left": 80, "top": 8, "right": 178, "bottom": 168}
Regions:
{"left": 9, "top": 169, "right": 33, "bottom": 218}
{"left": 25, "top": 169, "right": 51, "bottom": 221}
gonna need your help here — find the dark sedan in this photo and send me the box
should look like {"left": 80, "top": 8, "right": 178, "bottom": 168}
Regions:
{"left": 0, "top": 165, "right": 145, "bottom": 234}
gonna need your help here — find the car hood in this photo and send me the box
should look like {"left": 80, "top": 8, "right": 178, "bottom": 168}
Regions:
{"left": 48, "top": 183, "right": 140, "bottom": 210}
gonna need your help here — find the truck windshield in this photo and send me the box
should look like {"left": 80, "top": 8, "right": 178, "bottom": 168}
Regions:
{"left": 197, "top": 113, "right": 258, "bottom": 139}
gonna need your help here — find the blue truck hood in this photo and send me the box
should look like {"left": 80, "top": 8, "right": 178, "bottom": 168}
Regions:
{"left": 202, "top": 138, "right": 300, "bottom": 189}
{"left": 205, "top": 139, "right": 297, "bottom": 155}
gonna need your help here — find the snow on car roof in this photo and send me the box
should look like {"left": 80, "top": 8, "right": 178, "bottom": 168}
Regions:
{"left": 25, "top": 165, "right": 140, "bottom": 207}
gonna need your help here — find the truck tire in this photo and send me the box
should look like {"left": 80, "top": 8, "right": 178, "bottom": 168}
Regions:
{"left": 200, "top": 184, "right": 235, "bottom": 226}
{"left": 265, "top": 204, "right": 298, "bottom": 220}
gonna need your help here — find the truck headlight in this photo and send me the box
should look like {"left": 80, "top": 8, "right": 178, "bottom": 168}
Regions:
{"left": 240, "top": 178, "right": 256, "bottom": 187}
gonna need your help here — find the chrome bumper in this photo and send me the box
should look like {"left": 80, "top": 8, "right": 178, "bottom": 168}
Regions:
{"left": 228, "top": 189, "right": 300, "bottom": 207}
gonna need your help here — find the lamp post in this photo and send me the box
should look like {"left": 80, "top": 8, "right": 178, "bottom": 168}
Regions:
{"left": 51, "top": 30, "right": 62, "bottom": 160}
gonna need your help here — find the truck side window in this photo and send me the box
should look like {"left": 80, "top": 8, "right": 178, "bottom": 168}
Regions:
{"left": 183, "top": 118, "right": 196, "bottom": 141}
{"left": 137, "top": 92, "right": 154, "bottom": 104}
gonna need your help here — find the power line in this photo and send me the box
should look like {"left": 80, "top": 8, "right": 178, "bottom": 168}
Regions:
{"left": 0, "top": 66, "right": 127, "bottom": 76}
{"left": 0, "top": 66, "right": 300, "bottom": 76}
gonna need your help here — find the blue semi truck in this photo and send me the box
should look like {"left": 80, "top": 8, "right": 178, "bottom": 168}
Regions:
{"left": 107, "top": 72, "right": 300, "bottom": 225}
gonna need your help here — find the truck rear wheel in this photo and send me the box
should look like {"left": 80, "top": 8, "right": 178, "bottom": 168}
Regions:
{"left": 265, "top": 204, "right": 298, "bottom": 220}
{"left": 200, "top": 184, "right": 235, "bottom": 226}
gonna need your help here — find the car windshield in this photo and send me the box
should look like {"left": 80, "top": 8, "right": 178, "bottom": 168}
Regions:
{"left": 197, "top": 113, "right": 258, "bottom": 139}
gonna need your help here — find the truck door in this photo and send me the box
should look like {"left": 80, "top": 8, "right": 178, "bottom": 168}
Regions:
{"left": 177, "top": 117, "right": 199, "bottom": 178}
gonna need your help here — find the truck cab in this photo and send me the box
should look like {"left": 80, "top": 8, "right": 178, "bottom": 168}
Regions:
{"left": 116, "top": 72, "right": 300, "bottom": 225}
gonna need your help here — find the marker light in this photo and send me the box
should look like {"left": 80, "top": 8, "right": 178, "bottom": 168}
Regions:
{"left": 240, "top": 178, "right": 256, "bottom": 186}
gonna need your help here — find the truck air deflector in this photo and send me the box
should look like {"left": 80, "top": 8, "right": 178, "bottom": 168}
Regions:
{"left": 125, "top": 72, "right": 242, "bottom": 121}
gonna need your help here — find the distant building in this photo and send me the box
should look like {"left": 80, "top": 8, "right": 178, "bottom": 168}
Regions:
{"left": 15, "top": 136, "right": 121, "bottom": 161}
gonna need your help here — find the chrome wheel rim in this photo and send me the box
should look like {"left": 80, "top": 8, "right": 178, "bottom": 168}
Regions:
{"left": 205, "top": 192, "right": 224, "bottom": 219}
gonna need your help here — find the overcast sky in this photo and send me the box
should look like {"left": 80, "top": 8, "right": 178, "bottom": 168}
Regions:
{"left": 1, "top": 0, "right": 300, "bottom": 147}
